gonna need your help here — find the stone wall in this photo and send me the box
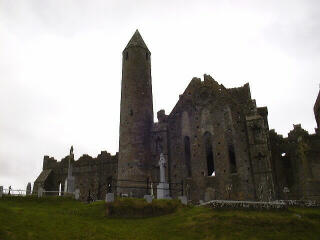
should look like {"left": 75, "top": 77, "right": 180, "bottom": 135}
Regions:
{"left": 201, "top": 200, "right": 287, "bottom": 209}
{"left": 33, "top": 151, "right": 118, "bottom": 201}
{"left": 33, "top": 32, "right": 320, "bottom": 203}
{"left": 117, "top": 30, "right": 154, "bottom": 197}
{"left": 270, "top": 125, "right": 320, "bottom": 200}
{"left": 161, "top": 74, "right": 274, "bottom": 202}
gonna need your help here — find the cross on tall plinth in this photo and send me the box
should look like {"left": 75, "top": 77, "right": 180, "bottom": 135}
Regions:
{"left": 157, "top": 153, "right": 170, "bottom": 199}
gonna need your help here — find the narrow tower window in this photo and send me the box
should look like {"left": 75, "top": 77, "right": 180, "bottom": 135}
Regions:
{"left": 146, "top": 52, "right": 149, "bottom": 60}
{"left": 184, "top": 136, "right": 192, "bottom": 177}
{"left": 125, "top": 51, "right": 128, "bottom": 60}
{"left": 228, "top": 145, "right": 237, "bottom": 173}
{"left": 204, "top": 132, "right": 215, "bottom": 176}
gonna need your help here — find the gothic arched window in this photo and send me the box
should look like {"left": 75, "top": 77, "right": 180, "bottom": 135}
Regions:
{"left": 228, "top": 145, "right": 237, "bottom": 173}
{"left": 184, "top": 136, "right": 192, "bottom": 177}
{"left": 204, "top": 132, "right": 215, "bottom": 176}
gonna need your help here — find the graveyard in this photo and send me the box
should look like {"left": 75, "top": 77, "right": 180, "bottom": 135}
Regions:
{"left": 1, "top": 196, "right": 320, "bottom": 240}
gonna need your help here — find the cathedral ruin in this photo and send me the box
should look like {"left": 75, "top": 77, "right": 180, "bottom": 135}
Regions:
{"left": 34, "top": 30, "right": 320, "bottom": 202}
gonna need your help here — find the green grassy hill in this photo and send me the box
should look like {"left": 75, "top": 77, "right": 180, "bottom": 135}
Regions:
{"left": 0, "top": 196, "right": 320, "bottom": 240}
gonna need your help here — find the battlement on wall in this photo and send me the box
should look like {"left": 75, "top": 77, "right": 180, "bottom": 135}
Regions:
{"left": 42, "top": 150, "right": 118, "bottom": 171}
{"left": 43, "top": 156, "right": 58, "bottom": 170}
{"left": 269, "top": 124, "right": 311, "bottom": 143}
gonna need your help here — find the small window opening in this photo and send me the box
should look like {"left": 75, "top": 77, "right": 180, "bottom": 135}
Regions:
{"left": 281, "top": 152, "right": 286, "bottom": 157}
{"left": 228, "top": 145, "right": 237, "bottom": 173}
{"left": 184, "top": 136, "right": 192, "bottom": 177}
{"left": 146, "top": 52, "right": 149, "bottom": 60}
{"left": 204, "top": 132, "right": 215, "bottom": 176}
{"left": 130, "top": 109, "right": 133, "bottom": 116}
{"left": 155, "top": 137, "right": 162, "bottom": 153}
{"left": 126, "top": 51, "right": 128, "bottom": 60}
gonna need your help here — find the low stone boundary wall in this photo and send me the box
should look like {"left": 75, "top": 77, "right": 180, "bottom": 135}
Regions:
{"left": 200, "top": 200, "right": 287, "bottom": 210}
{"left": 200, "top": 199, "right": 320, "bottom": 209}
{"left": 274, "top": 200, "right": 320, "bottom": 207}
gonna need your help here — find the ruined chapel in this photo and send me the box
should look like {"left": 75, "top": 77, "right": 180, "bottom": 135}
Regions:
{"left": 34, "top": 30, "right": 320, "bottom": 202}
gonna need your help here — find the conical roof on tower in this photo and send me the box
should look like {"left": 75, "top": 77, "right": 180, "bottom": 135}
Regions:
{"left": 124, "top": 29, "right": 150, "bottom": 52}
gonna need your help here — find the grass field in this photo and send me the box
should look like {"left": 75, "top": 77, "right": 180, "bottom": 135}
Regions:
{"left": 0, "top": 196, "right": 320, "bottom": 240}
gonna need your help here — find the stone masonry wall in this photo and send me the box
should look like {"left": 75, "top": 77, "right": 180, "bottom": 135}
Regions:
{"left": 33, "top": 151, "right": 118, "bottom": 201}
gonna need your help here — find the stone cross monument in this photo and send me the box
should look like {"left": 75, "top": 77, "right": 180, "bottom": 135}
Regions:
{"left": 157, "top": 153, "right": 170, "bottom": 199}
{"left": 64, "top": 146, "right": 75, "bottom": 193}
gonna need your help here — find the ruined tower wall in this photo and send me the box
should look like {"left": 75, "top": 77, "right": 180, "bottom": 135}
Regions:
{"left": 118, "top": 31, "right": 154, "bottom": 197}
{"left": 270, "top": 126, "right": 320, "bottom": 200}
{"left": 164, "top": 75, "right": 269, "bottom": 202}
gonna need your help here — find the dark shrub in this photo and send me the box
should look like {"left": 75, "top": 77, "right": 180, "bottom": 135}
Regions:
{"left": 106, "top": 198, "right": 182, "bottom": 218}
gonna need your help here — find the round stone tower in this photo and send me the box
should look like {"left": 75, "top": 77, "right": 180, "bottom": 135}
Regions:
{"left": 117, "top": 30, "right": 154, "bottom": 197}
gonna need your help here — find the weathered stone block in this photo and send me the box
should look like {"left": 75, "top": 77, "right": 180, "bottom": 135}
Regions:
{"left": 178, "top": 196, "right": 188, "bottom": 205}
{"left": 144, "top": 195, "right": 154, "bottom": 203}
{"left": 157, "top": 182, "right": 170, "bottom": 199}
{"left": 106, "top": 193, "right": 115, "bottom": 203}
{"left": 74, "top": 189, "right": 80, "bottom": 200}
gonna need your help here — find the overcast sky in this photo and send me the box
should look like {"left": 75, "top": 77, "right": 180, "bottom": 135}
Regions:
{"left": 0, "top": 0, "right": 319, "bottom": 190}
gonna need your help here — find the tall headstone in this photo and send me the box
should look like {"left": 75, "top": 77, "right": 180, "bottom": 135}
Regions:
{"left": 74, "top": 189, "right": 80, "bottom": 200}
{"left": 178, "top": 196, "right": 188, "bottom": 205}
{"left": 157, "top": 153, "right": 170, "bottom": 199}
{"left": 64, "top": 146, "right": 75, "bottom": 193}
{"left": 150, "top": 182, "right": 154, "bottom": 196}
{"left": 26, "top": 182, "right": 32, "bottom": 196}
{"left": 144, "top": 195, "right": 153, "bottom": 203}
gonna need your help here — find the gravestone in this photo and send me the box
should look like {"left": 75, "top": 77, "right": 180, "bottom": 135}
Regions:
{"left": 106, "top": 193, "right": 115, "bottom": 203}
{"left": 0, "top": 186, "right": 3, "bottom": 198}
{"left": 157, "top": 153, "right": 170, "bottom": 199}
{"left": 74, "top": 189, "right": 80, "bottom": 200}
{"left": 178, "top": 196, "right": 188, "bottom": 205}
{"left": 144, "top": 195, "right": 153, "bottom": 203}
{"left": 38, "top": 187, "right": 43, "bottom": 198}
{"left": 150, "top": 182, "right": 154, "bottom": 196}
{"left": 283, "top": 187, "right": 290, "bottom": 200}
{"left": 26, "top": 182, "right": 31, "bottom": 196}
